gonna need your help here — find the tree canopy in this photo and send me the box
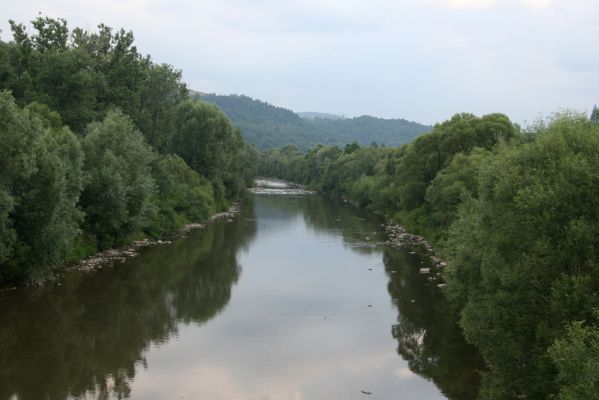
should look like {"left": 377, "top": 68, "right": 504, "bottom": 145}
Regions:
{"left": 0, "top": 17, "right": 256, "bottom": 283}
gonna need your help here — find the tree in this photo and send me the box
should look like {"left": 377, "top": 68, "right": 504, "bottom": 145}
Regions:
{"left": 170, "top": 100, "right": 248, "bottom": 207}
{"left": 445, "top": 112, "right": 599, "bottom": 399}
{"left": 1, "top": 17, "right": 189, "bottom": 145}
{"left": 424, "top": 148, "right": 490, "bottom": 229}
{"left": 0, "top": 91, "right": 84, "bottom": 283}
{"left": 80, "top": 110, "right": 156, "bottom": 249}
{"left": 148, "top": 154, "right": 215, "bottom": 235}
{"left": 396, "top": 113, "right": 515, "bottom": 210}
{"left": 344, "top": 141, "right": 360, "bottom": 154}
{"left": 135, "top": 62, "right": 188, "bottom": 151}
{"left": 549, "top": 314, "right": 599, "bottom": 400}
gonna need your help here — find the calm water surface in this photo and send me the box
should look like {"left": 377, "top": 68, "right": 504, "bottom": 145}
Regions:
{"left": 0, "top": 194, "right": 482, "bottom": 400}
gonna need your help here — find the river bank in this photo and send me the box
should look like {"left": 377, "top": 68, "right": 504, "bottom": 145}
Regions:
{"left": 252, "top": 177, "right": 450, "bottom": 289}
{"left": 70, "top": 202, "right": 245, "bottom": 273}
{"left": 384, "top": 223, "right": 447, "bottom": 268}
{"left": 256, "top": 177, "right": 448, "bottom": 274}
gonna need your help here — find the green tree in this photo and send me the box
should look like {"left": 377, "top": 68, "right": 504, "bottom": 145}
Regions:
{"left": 1, "top": 17, "right": 189, "bottom": 146}
{"left": 424, "top": 148, "right": 490, "bottom": 229}
{"left": 0, "top": 17, "right": 256, "bottom": 281}
{"left": 148, "top": 154, "right": 215, "bottom": 235}
{"left": 445, "top": 113, "right": 599, "bottom": 399}
{"left": 135, "top": 63, "right": 188, "bottom": 151}
{"left": 396, "top": 113, "right": 515, "bottom": 210}
{"left": 80, "top": 110, "right": 156, "bottom": 249}
{"left": 170, "top": 100, "right": 248, "bottom": 207}
{"left": 549, "top": 314, "right": 599, "bottom": 400}
{"left": 0, "top": 91, "right": 84, "bottom": 283}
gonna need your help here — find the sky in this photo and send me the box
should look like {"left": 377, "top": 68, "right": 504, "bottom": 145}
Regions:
{"left": 0, "top": 0, "right": 597, "bottom": 125}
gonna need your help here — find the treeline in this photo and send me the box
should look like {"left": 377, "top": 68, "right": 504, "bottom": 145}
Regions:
{"left": 201, "top": 93, "right": 432, "bottom": 150}
{"left": 258, "top": 112, "right": 599, "bottom": 400}
{"left": 0, "top": 17, "right": 256, "bottom": 284}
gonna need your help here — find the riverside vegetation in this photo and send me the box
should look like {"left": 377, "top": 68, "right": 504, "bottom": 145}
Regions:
{"left": 258, "top": 112, "right": 599, "bottom": 400}
{"left": 0, "top": 17, "right": 256, "bottom": 284}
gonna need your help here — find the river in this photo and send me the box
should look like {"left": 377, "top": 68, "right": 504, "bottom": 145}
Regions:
{"left": 0, "top": 192, "right": 482, "bottom": 400}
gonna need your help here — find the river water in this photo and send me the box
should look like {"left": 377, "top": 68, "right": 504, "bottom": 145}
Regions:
{"left": 0, "top": 193, "right": 482, "bottom": 400}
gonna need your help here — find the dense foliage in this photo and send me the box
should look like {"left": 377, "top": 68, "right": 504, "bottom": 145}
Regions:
{"left": 0, "top": 92, "right": 84, "bottom": 282}
{"left": 0, "top": 17, "right": 256, "bottom": 283}
{"left": 170, "top": 100, "right": 255, "bottom": 206}
{"left": 445, "top": 114, "right": 599, "bottom": 399}
{"left": 258, "top": 112, "right": 599, "bottom": 399}
{"left": 79, "top": 110, "right": 157, "bottom": 250}
{"left": 200, "top": 93, "right": 432, "bottom": 150}
{"left": 549, "top": 313, "right": 599, "bottom": 400}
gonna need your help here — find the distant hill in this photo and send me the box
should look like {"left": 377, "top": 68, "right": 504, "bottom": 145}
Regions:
{"left": 197, "top": 93, "right": 432, "bottom": 150}
{"left": 297, "top": 111, "right": 346, "bottom": 120}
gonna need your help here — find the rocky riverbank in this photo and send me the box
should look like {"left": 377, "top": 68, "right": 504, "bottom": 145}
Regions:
{"left": 384, "top": 223, "right": 447, "bottom": 267}
{"left": 72, "top": 202, "right": 244, "bottom": 273}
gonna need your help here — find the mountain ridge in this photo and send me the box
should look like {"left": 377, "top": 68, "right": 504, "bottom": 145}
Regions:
{"left": 192, "top": 92, "right": 432, "bottom": 150}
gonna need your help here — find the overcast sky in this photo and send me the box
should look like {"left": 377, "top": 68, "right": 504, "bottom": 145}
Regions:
{"left": 1, "top": 0, "right": 597, "bottom": 125}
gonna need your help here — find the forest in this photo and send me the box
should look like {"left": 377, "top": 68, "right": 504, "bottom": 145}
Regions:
{"left": 200, "top": 93, "right": 432, "bottom": 150}
{"left": 0, "top": 16, "right": 256, "bottom": 284}
{"left": 258, "top": 112, "right": 599, "bottom": 400}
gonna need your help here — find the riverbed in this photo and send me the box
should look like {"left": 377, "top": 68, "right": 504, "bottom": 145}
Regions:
{"left": 0, "top": 191, "right": 481, "bottom": 400}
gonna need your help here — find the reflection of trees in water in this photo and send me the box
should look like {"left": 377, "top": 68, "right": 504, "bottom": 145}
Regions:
{"left": 0, "top": 213, "right": 256, "bottom": 400}
{"left": 384, "top": 250, "right": 483, "bottom": 400}
{"left": 0, "top": 195, "right": 482, "bottom": 400}
{"left": 254, "top": 194, "right": 386, "bottom": 255}
{"left": 255, "top": 193, "right": 482, "bottom": 399}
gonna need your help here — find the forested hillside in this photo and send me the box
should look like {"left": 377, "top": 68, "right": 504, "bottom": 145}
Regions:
{"left": 258, "top": 112, "right": 599, "bottom": 400}
{"left": 0, "top": 17, "right": 256, "bottom": 284}
{"left": 199, "top": 93, "right": 431, "bottom": 149}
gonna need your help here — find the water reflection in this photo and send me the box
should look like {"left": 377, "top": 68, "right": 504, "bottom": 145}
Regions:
{"left": 0, "top": 213, "right": 256, "bottom": 400}
{"left": 254, "top": 194, "right": 386, "bottom": 255}
{"left": 250, "top": 194, "right": 483, "bottom": 398}
{"left": 0, "top": 194, "right": 480, "bottom": 400}
{"left": 384, "top": 250, "right": 484, "bottom": 400}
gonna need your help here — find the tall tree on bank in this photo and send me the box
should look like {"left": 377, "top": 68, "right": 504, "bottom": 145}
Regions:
{"left": 80, "top": 110, "right": 156, "bottom": 250}
{"left": 170, "top": 100, "right": 256, "bottom": 208}
{"left": 445, "top": 113, "right": 599, "bottom": 399}
{"left": 396, "top": 113, "right": 516, "bottom": 211}
{"left": 0, "top": 17, "right": 256, "bottom": 284}
{"left": 0, "top": 91, "right": 84, "bottom": 283}
{"left": 1, "top": 16, "right": 188, "bottom": 149}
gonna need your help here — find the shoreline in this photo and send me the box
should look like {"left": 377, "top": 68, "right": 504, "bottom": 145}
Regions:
{"left": 254, "top": 177, "right": 447, "bottom": 272}
{"left": 383, "top": 222, "right": 448, "bottom": 289}
{"left": 70, "top": 202, "right": 244, "bottom": 273}
{"left": 383, "top": 223, "right": 447, "bottom": 268}
{"left": 256, "top": 177, "right": 449, "bottom": 275}
{"left": 0, "top": 202, "right": 244, "bottom": 291}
